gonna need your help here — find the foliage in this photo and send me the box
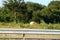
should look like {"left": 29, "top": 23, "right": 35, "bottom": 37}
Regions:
{"left": 0, "top": 0, "right": 45, "bottom": 23}
{"left": 0, "top": 0, "right": 60, "bottom": 26}
{"left": 41, "top": 1, "right": 60, "bottom": 23}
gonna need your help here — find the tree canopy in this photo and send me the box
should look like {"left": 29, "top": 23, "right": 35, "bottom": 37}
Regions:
{"left": 0, "top": 0, "right": 60, "bottom": 24}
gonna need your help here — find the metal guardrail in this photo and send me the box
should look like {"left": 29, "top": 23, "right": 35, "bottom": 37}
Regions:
{"left": 0, "top": 28, "right": 60, "bottom": 40}
{"left": 0, "top": 28, "right": 60, "bottom": 34}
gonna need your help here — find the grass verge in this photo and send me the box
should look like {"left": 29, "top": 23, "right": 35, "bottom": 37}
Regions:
{"left": 0, "top": 22, "right": 60, "bottom": 29}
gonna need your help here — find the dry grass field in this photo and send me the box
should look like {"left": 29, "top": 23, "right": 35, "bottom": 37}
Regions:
{"left": 0, "top": 34, "right": 60, "bottom": 39}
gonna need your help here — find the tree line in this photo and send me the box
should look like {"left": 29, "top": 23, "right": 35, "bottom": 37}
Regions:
{"left": 0, "top": 0, "right": 60, "bottom": 24}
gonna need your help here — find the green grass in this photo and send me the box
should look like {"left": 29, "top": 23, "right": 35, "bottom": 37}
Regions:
{"left": 0, "top": 22, "right": 60, "bottom": 29}
{"left": 19, "top": 22, "right": 60, "bottom": 29}
{"left": 0, "top": 22, "right": 20, "bottom": 28}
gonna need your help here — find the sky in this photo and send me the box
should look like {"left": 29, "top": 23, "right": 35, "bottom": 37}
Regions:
{"left": 25, "top": 0, "right": 52, "bottom": 6}
{"left": 0, "top": 0, "right": 52, "bottom": 7}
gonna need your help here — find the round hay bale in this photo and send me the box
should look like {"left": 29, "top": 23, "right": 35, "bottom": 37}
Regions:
{"left": 30, "top": 21, "right": 36, "bottom": 26}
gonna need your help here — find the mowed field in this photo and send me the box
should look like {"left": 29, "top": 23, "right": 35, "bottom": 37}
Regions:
{"left": 0, "top": 22, "right": 60, "bottom": 29}
{"left": 0, "top": 34, "right": 60, "bottom": 39}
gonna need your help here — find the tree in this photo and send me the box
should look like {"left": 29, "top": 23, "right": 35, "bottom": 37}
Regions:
{"left": 41, "top": 1, "right": 60, "bottom": 23}
{"left": 3, "top": 0, "right": 25, "bottom": 23}
{"left": 0, "top": 7, "right": 13, "bottom": 22}
{"left": 0, "top": 0, "right": 45, "bottom": 23}
{"left": 31, "top": 10, "right": 41, "bottom": 23}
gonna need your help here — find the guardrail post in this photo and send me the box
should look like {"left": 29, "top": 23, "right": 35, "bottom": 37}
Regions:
{"left": 23, "top": 34, "right": 25, "bottom": 40}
